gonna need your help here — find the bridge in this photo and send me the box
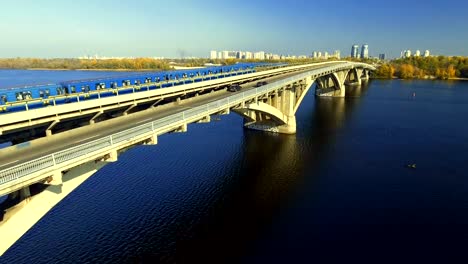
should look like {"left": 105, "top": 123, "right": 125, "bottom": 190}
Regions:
{"left": 0, "top": 61, "right": 374, "bottom": 255}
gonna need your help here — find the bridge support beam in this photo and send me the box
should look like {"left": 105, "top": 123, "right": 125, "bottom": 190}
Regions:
{"left": 315, "top": 70, "right": 347, "bottom": 97}
{"left": 89, "top": 111, "right": 103, "bottom": 125}
{"left": 150, "top": 98, "right": 164, "bottom": 108}
{"left": 123, "top": 104, "right": 137, "bottom": 116}
{"left": 346, "top": 68, "right": 362, "bottom": 86}
{"left": 232, "top": 77, "right": 317, "bottom": 134}
{"left": 234, "top": 87, "right": 297, "bottom": 134}
{"left": 45, "top": 120, "right": 60, "bottom": 137}
{"left": 197, "top": 115, "right": 211, "bottom": 123}
{"left": 173, "top": 123, "right": 187, "bottom": 133}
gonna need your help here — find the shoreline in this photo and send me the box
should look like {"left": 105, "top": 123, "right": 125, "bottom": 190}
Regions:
{"left": 371, "top": 77, "right": 468, "bottom": 81}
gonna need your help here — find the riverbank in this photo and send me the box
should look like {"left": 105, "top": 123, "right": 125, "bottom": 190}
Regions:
{"left": 371, "top": 76, "right": 468, "bottom": 81}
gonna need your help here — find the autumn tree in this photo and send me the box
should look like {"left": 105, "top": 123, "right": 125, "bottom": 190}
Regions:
{"left": 375, "top": 64, "right": 395, "bottom": 78}
{"left": 398, "top": 64, "right": 415, "bottom": 79}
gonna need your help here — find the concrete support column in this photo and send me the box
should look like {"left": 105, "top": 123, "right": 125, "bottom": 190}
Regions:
{"left": 332, "top": 71, "right": 347, "bottom": 98}
{"left": 148, "top": 134, "right": 158, "bottom": 145}
{"left": 362, "top": 69, "right": 369, "bottom": 80}
{"left": 19, "top": 187, "right": 31, "bottom": 200}
{"left": 108, "top": 149, "right": 118, "bottom": 162}
{"left": 272, "top": 90, "right": 279, "bottom": 109}
{"left": 276, "top": 87, "right": 297, "bottom": 134}
{"left": 47, "top": 171, "right": 63, "bottom": 185}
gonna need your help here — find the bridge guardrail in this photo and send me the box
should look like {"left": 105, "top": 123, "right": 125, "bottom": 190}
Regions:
{"left": 0, "top": 62, "right": 374, "bottom": 192}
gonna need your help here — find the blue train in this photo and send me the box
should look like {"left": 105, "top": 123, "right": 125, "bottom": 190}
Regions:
{"left": 0, "top": 63, "right": 282, "bottom": 113}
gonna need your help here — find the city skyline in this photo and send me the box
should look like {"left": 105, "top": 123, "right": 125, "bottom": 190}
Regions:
{"left": 1, "top": 0, "right": 467, "bottom": 59}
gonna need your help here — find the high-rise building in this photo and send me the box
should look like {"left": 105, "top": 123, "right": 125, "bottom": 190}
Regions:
{"left": 351, "top": 45, "right": 359, "bottom": 58}
{"left": 361, "top": 44, "right": 369, "bottom": 59}
{"left": 424, "top": 50, "right": 430, "bottom": 57}
{"left": 415, "top": 50, "right": 421, "bottom": 57}
{"left": 404, "top": 50, "right": 412, "bottom": 58}
{"left": 379, "top": 54, "right": 386, "bottom": 60}
{"left": 313, "top": 51, "right": 318, "bottom": 58}
{"left": 317, "top": 52, "right": 322, "bottom": 58}
{"left": 245, "top": 52, "right": 253, "bottom": 59}
{"left": 210, "top": 50, "right": 217, "bottom": 59}
{"left": 324, "top": 52, "right": 329, "bottom": 59}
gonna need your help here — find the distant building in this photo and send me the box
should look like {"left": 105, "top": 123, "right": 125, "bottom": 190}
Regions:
{"left": 245, "top": 52, "right": 253, "bottom": 59}
{"left": 210, "top": 50, "right": 217, "bottom": 59}
{"left": 403, "top": 50, "right": 412, "bottom": 58}
{"left": 414, "top": 50, "right": 421, "bottom": 57}
{"left": 424, "top": 50, "right": 430, "bottom": 57}
{"left": 324, "top": 52, "right": 329, "bottom": 59}
{"left": 333, "top": 50, "right": 341, "bottom": 59}
{"left": 317, "top": 52, "right": 322, "bottom": 58}
{"left": 351, "top": 45, "right": 359, "bottom": 58}
{"left": 254, "top": 51, "right": 265, "bottom": 60}
{"left": 313, "top": 51, "right": 318, "bottom": 58}
{"left": 361, "top": 44, "right": 369, "bottom": 59}
{"left": 378, "top": 54, "right": 386, "bottom": 60}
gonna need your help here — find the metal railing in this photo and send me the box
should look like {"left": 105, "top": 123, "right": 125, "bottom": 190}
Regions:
{"left": 0, "top": 62, "right": 374, "bottom": 191}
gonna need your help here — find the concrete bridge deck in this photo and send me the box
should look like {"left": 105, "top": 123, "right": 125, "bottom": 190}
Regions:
{"left": 0, "top": 66, "right": 321, "bottom": 173}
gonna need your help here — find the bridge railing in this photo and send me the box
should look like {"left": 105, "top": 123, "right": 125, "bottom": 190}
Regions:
{"left": 0, "top": 62, "right": 374, "bottom": 192}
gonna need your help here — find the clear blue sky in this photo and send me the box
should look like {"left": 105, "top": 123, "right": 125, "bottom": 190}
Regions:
{"left": 1, "top": 0, "right": 467, "bottom": 59}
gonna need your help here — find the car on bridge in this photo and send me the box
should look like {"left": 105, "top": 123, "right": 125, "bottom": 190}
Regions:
{"left": 255, "top": 81, "right": 268, "bottom": 87}
{"left": 227, "top": 84, "right": 242, "bottom": 92}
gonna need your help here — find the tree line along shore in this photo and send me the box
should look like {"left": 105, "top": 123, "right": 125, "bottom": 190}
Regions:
{"left": 373, "top": 56, "right": 468, "bottom": 80}
{"left": 0, "top": 57, "right": 467, "bottom": 80}
{"left": 0, "top": 58, "right": 318, "bottom": 72}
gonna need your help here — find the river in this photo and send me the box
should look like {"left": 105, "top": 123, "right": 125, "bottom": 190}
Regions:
{"left": 1, "top": 70, "right": 468, "bottom": 263}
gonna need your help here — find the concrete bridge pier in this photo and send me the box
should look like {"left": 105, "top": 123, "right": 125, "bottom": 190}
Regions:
{"left": 5, "top": 187, "right": 31, "bottom": 203}
{"left": 345, "top": 68, "right": 362, "bottom": 86}
{"left": 361, "top": 69, "right": 370, "bottom": 81}
{"left": 315, "top": 71, "right": 347, "bottom": 97}
{"left": 233, "top": 77, "right": 315, "bottom": 134}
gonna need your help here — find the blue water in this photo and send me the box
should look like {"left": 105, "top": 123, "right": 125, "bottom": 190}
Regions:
{"left": 0, "top": 69, "right": 143, "bottom": 88}
{"left": 1, "top": 71, "right": 468, "bottom": 263}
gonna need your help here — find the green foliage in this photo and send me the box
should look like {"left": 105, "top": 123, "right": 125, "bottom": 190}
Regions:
{"left": 391, "top": 56, "right": 467, "bottom": 79}
{"left": 374, "top": 64, "right": 395, "bottom": 78}
{"left": 0, "top": 58, "right": 172, "bottom": 71}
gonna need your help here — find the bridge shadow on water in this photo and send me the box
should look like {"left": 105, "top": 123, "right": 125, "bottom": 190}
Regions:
{"left": 174, "top": 83, "right": 370, "bottom": 263}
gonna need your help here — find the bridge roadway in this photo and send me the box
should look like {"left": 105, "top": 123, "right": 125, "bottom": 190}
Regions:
{"left": 0, "top": 62, "right": 341, "bottom": 174}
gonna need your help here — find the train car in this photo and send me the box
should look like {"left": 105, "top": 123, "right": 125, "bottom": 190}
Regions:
{"left": 0, "top": 83, "right": 62, "bottom": 112}
{"left": 0, "top": 63, "right": 260, "bottom": 114}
